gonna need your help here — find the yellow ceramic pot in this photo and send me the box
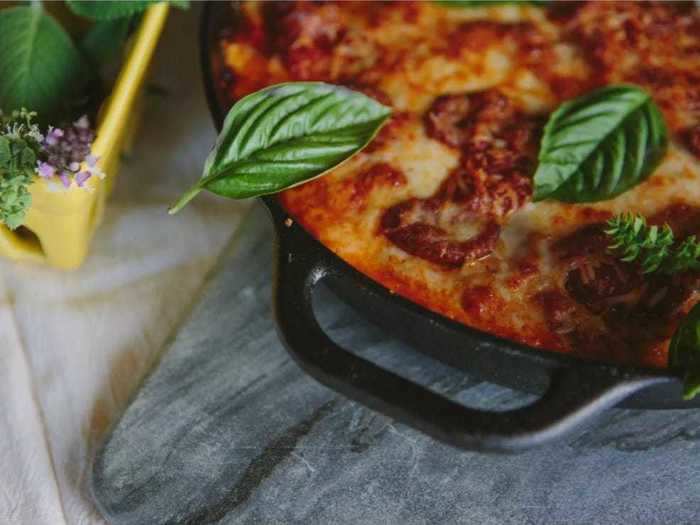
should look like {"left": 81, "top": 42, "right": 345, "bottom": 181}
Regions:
{"left": 0, "top": 4, "right": 169, "bottom": 270}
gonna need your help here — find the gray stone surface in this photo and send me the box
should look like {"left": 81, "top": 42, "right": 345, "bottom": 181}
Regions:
{"left": 92, "top": 204, "right": 700, "bottom": 525}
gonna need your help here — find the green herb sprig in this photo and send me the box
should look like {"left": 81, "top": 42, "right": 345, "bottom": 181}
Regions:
{"left": 605, "top": 213, "right": 700, "bottom": 274}
{"left": 0, "top": 110, "right": 44, "bottom": 229}
{"left": 607, "top": 214, "right": 700, "bottom": 398}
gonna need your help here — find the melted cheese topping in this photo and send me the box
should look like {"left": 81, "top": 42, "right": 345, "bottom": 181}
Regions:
{"left": 221, "top": 1, "right": 700, "bottom": 368}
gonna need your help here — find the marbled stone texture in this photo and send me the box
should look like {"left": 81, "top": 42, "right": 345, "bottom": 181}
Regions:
{"left": 92, "top": 204, "right": 700, "bottom": 525}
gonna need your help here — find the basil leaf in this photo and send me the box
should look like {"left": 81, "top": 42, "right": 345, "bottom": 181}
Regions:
{"left": 533, "top": 85, "right": 667, "bottom": 203}
{"left": 670, "top": 303, "right": 700, "bottom": 400}
{"left": 67, "top": 1, "right": 153, "bottom": 20}
{"left": 67, "top": 1, "right": 188, "bottom": 21}
{"left": 170, "top": 82, "right": 392, "bottom": 213}
{"left": 0, "top": 7, "right": 85, "bottom": 118}
{"left": 81, "top": 17, "right": 132, "bottom": 66}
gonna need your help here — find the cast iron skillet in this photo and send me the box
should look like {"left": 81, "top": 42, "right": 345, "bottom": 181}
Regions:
{"left": 200, "top": 2, "right": 695, "bottom": 452}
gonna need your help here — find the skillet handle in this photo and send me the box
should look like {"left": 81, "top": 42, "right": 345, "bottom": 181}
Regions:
{"left": 271, "top": 222, "right": 667, "bottom": 452}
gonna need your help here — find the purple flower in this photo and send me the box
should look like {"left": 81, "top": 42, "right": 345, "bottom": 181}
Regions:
{"left": 37, "top": 161, "right": 55, "bottom": 178}
{"left": 75, "top": 171, "right": 91, "bottom": 187}
{"left": 36, "top": 116, "right": 99, "bottom": 189}
{"left": 45, "top": 127, "right": 64, "bottom": 146}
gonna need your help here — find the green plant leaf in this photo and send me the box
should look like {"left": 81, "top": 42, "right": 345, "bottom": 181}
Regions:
{"left": 0, "top": 110, "right": 44, "bottom": 229}
{"left": 66, "top": 1, "right": 153, "bottom": 20}
{"left": 170, "top": 82, "right": 392, "bottom": 213}
{"left": 0, "top": 137, "right": 10, "bottom": 166}
{"left": 0, "top": 141, "right": 37, "bottom": 230}
{"left": 66, "top": 0, "right": 187, "bottom": 21}
{"left": 0, "top": 6, "right": 85, "bottom": 118}
{"left": 670, "top": 303, "right": 700, "bottom": 400}
{"left": 80, "top": 17, "right": 132, "bottom": 66}
{"left": 533, "top": 85, "right": 668, "bottom": 203}
{"left": 0, "top": 172, "right": 33, "bottom": 230}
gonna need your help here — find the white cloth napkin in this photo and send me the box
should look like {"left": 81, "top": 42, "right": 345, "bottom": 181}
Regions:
{"left": 0, "top": 8, "right": 249, "bottom": 524}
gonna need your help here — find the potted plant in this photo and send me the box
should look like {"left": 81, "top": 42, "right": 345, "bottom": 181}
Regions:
{"left": 0, "top": 1, "right": 177, "bottom": 269}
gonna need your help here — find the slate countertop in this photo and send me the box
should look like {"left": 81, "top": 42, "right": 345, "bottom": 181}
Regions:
{"left": 93, "top": 204, "right": 700, "bottom": 525}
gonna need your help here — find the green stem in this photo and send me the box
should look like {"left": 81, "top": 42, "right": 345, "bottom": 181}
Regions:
{"left": 168, "top": 182, "right": 202, "bottom": 215}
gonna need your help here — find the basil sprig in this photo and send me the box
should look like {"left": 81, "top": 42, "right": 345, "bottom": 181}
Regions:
{"left": 170, "top": 82, "right": 392, "bottom": 213}
{"left": 670, "top": 304, "right": 700, "bottom": 400}
{"left": 533, "top": 85, "right": 667, "bottom": 203}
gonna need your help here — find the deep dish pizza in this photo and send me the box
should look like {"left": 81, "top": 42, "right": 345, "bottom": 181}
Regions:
{"left": 217, "top": 1, "right": 700, "bottom": 369}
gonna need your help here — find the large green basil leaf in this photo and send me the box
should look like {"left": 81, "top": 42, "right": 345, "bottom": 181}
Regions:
{"left": 0, "top": 7, "right": 85, "bottom": 118}
{"left": 670, "top": 303, "right": 700, "bottom": 400}
{"left": 533, "top": 85, "right": 667, "bottom": 203}
{"left": 170, "top": 82, "right": 392, "bottom": 213}
{"left": 66, "top": 1, "right": 188, "bottom": 20}
{"left": 67, "top": 1, "right": 154, "bottom": 20}
{"left": 81, "top": 17, "right": 133, "bottom": 66}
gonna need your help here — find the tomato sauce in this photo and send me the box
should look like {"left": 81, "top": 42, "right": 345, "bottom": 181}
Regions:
{"left": 220, "top": 1, "right": 700, "bottom": 368}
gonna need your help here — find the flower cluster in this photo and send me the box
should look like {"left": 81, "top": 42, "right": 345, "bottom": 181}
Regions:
{"left": 37, "top": 116, "right": 104, "bottom": 188}
{"left": 0, "top": 109, "right": 101, "bottom": 229}
{"left": 2, "top": 108, "right": 44, "bottom": 145}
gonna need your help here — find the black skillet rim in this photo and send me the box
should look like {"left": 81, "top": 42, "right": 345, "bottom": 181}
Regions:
{"left": 198, "top": 2, "right": 696, "bottom": 433}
